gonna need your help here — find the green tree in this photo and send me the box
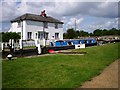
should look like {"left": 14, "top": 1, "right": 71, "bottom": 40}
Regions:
{"left": 2, "top": 32, "right": 20, "bottom": 42}
{"left": 75, "top": 30, "right": 80, "bottom": 37}
{"left": 79, "top": 30, "right": 89, "bottom": 36}
{"left": 116, "top": 30, "right": 119, "bottom": 35}
{"left": 66, "top": 28, "right": 76, "bottom": 39}
{"left": 89, "top": 33, "right": 93, "bottom": 36}
{"left": 63, "top": 33, "right": 67, "bottom": 39}
{"left": 102, "top": 29, "right": 107, "bottom": 36}
{"left": 93, "top": 29, "right": 103, "bottom": 36}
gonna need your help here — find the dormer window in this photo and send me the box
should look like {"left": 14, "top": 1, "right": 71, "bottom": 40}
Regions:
{"left": 44, "top": 22, "right": 48, "bottom": 28}
{"left": 55, "top": 23, "right": 58, "bottom": 29}
{"left": 17, "top": 22, "right": 21, "bottom": 28}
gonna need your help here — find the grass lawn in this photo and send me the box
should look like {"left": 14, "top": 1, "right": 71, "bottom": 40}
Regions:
{"left": 2, "top": 43, "right": 120, "bottom": 88}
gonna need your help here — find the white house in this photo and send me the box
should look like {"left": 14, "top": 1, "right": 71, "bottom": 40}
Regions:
{"left": 8, "top": 11, "right": 64, "bottom": 42}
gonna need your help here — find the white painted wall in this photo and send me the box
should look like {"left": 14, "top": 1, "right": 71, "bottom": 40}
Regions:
{"left": 8, "top": 20, "right": 63, "bottom": 40}
{"left": 26, "top": 20, "right": 43, "bottom": 40}
{"left": 26, "top": 20, "right": 63, "bottom": 40}
{"left": 44, "top": 22, "right": 63, "bottom": 40}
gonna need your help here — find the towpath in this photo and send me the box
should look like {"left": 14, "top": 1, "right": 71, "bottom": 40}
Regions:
{"left": 80, "top": 59, "right": 119, "bottom": 88}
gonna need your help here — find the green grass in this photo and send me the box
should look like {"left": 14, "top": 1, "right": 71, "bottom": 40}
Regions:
{"left": 2, "top": 43, "right": 120, "bottom": 88}
{"left": 23, "top": 46, "right": 36, "bottom": 49}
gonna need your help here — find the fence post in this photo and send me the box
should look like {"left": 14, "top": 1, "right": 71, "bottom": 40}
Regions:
{"left": 1, "top": 43, "right": 4, "bottom": 51}
{"left": 19, "top": 39, "right": 23, "bottom": 49}
{"left": 19, "top": 39, "right": 23, "bottom": 56}
{"left": 8, "top": 39, "right": 14, "bottom": 55}
{"left": 11, "top": 39, "right": 15, "bottom": 53}
{"left": 11, "top": 39, "right": 14, "bottom": 49}
{"left": 37, "top": 44, "right": 41, "bottom": 54}
{"left": 43, "top": 38, "right": 45, "bottom": 46}
{"left": 35, "top": 39, "right": 38, "bottom": 47}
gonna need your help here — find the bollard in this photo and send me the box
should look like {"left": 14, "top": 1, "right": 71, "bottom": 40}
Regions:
{"left": 7, "top": 54, "right": 12, "bottom": 60}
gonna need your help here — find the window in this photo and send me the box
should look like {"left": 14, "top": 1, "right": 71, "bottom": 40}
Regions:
{"left": 55, "top": 33, "right": 59, "bottom": 39}
{"left": 44, "top": 22, "right": 48, "bottom": 28}
{"left": 17, "top": 22, "right": 21, "bottom": 28}
{"left": 38, "top": 32, "right": 49, "bottom": 40}
{"left": 27, "top": 32, "right": 32, "bottom": 39}
{"left": 35, "top": 33, "right": 38, "bottom": 39}
{"left": 45, "top": 33, "right": 49, "bottom": 39}
{"left": 38, "top": 32, "right": 44, "bottom": 39}
{"left": 55, "top": 23, "right": 58, "bottom": 29}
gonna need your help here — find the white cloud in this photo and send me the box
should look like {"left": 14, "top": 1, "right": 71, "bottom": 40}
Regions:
{"left": 1, "top": 2, "right": 118, "bottom": 22}
{"left": 76, "top": 18, "right": 84, "bottom": 24}
{"left": 68, "top": 17, "right": 84, "bottom": 26}
{"left": 83, "top": 18, "right": 118, "bottom": 32}
{"left": 1, "top": 1, "right": 118, "bottom": 32}
{"left": 88, "top": 2, "right": 118, "bottom": 18}
{"left": 1, "top": 2, "right": 18, "bottom": 22}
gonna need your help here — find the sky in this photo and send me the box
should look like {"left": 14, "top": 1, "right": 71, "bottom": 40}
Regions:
{"left": 0, "top": 0, "right": 119, "bottom": 33}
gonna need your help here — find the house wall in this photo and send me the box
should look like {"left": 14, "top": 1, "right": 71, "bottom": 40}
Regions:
{"left": 25, "top": 20, "right": 63, "bottom": 40}
{"left": 25, "top": 20, "right": 43, "bottom": 40}
{"left": 44, "top": 22, "right": 63, "bottom": 40}
{"left": 8, "top": 20, "right": 63, "bottom": 40}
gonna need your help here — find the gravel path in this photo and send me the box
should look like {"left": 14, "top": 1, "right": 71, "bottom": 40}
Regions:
{"left": 80, "top": 59, "right": 119, "bottom": 88}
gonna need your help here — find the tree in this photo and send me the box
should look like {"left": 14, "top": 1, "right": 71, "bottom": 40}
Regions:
{"left": 89, "top": 33, "right": 93, "bottom": 36}
{"left": 66, "top": 28, "right": 76, "bottom": 39}
{"left": 75, "top": 30, "right": 80, "bottom": 37}
{"left": 63, "top": 33, "right": 67, "bottom": 39}
{"left": 93, "top": 29, "right": 103, "bottom": 36}
{"left": 79, "top": 30, "right": 89, "bottom": 36}
{"left": 2, "top": 32, "right": 20, "bottom": 42}
{"left": 63, "top": 28, "right": 119, "bottom": 39}
{"left": 102, "top": 29, "right": 107, "bottom": 36}
{"left": 116, "top": 30, "right": 119, "bottom": 35}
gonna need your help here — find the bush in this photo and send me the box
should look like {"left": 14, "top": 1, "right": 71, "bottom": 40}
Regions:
{"left": 2, "top": 32, "right": 20, "bottom": 42}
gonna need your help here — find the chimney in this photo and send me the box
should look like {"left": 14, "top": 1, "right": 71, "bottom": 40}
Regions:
{"left": 40, "top": 10, "right": 47, "bottom": 17}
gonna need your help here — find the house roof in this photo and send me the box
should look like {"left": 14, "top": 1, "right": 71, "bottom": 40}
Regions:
{"left": 11, "top": 13, "right": 64, "bottom": 24}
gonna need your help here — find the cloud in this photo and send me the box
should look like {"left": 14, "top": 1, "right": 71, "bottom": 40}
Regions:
{"left": 46, "top": 2, "right": 118, "bottom": 18}
{"left": 1, "top": 1, "right": 23, "bottom": 22}
{"left": 82, "top": 18, "right": 118, "bottom": 32}
{"left": 1, "top": 1, "right": 118, "bottom": 32}
{"left": 68, "top": 17, "right": 84, "bottom": 26}
{"left": 1, "top": 2, "right": 118, "bottom": 22}
{"left": 88, "top": 2, "right": 118, "bottom": 18}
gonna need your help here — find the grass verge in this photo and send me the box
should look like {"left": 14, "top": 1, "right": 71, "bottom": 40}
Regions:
{"left": 2, "top": 43, "right": 120, "bottom": 88}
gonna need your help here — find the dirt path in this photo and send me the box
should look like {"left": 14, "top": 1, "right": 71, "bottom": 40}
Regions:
{"left": 80, "top": 59, "right": 119, "bottom": 88}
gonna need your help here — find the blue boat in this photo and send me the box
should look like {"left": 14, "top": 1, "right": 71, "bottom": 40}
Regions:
{"left": 55, "top": 40, "right": 67, "bottom": 46}
{"left": 51, "top": 38, "right": 97, "bottom": 47}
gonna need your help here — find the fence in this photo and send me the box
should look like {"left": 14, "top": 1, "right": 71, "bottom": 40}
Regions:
{"left": 23, "top": 40, "right": 36, "bottom": 47}
{"left": 38, "top": 39, "right": 50, "bottom": 46}
{"left": 2, "top": 39, "right": 51, "bottom": 50}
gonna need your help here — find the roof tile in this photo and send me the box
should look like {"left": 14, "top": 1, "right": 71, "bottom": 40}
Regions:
{"left": 11, "top": 13, "right": 63, "bottom": 24}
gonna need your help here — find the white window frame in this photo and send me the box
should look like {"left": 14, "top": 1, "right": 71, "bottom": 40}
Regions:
{"left": 27, "top": 32, "right": 32, "bottom": 39}
{"left": 55, "top": 23, "right": 58, "bottom": 29}
{"left": 55, "top": 33, "right": 59, "bottom": 39}
{"left": 38, "top": 32, "right": 44, "bottom": 40}
{"left": 44, "top": 22, "right": 48, "bottom": 28}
